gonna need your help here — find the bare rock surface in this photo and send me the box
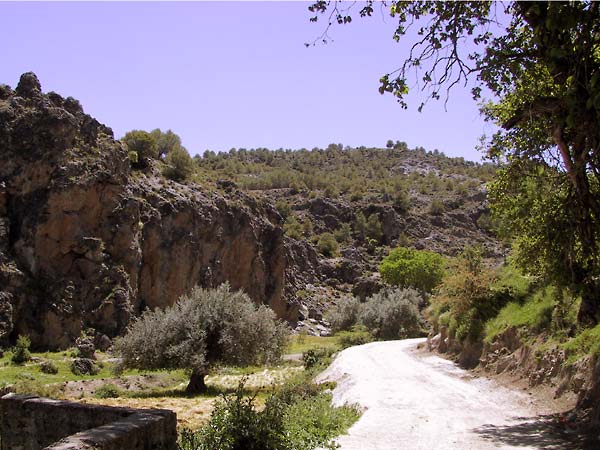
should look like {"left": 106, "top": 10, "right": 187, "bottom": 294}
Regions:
{"left": 0, "top": 73, "right": 293, "bottom": 349}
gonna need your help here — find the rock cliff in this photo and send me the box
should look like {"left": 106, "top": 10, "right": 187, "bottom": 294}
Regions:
{"left": 0, "top": 73, "right": 295, "bottom": 349}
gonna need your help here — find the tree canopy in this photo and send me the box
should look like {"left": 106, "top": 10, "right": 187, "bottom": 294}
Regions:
{"left": 309, "top": 1, "right": 600, "bottom": 325}
{"left": 113, "top": 284, "right": 288, "bottom": 393}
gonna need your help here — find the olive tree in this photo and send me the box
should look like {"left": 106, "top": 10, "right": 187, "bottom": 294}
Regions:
{"left": 113, "top": 284, "right": 288, "bottom": 393}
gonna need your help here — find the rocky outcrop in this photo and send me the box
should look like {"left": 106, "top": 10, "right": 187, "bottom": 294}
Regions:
{"left": 0, "top": 73, "right": 293, "bottom": 349}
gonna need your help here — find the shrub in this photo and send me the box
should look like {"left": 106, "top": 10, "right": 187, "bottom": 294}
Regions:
{"left": 179, "top": 377, "right": 360, "bottom": 450}
{"left": 394, "top": 189, "right": 411, "bottom": 212}
{"left": 327, "top": 297, "right": 361, "bottom": 333}
{"left": 358, "top": 288, "right": 424, "bottom": 340}
{"left": 39, "top": 360, "right": 58, "bottom": 374}
{"left": 95, "top": 383, "right": 122, "bottom": 399}
{"left": 380, "top": 247, "right": 445, "bottom": 293}
{"left": 353, "top": 212, "right": 367, "bottom": 240}
{"left": 122, "top": 130, "right": 158, "bottom": 167}
{"left": 11, "top": 335, "right": 31, "bottom": 365}
{"left": 336, "top": 325, "right": 373, "bottom": 348}
{"left": 365, "top": 214, "right": 383, "bottom": 242}
{"left": 275, "top": 200, "right": 292, "bottom": 220}
{"left": 302, "top": 347, "right": 336, "bottom": 370}
{"left": 317, "top": 233, "right": 339, "bottom": 257}
{"left": 163, "top": 145, "right": 194, "bottom": 182}
{"left": 334, "top": 223, "right": 352, "bottom": 244}
{"left": 113, "top": 283, "right": 288, "bottom": 393}
{"left": 428, "top": 247, "right": 502, "bottom": 342}
{"left": 429, "top": 199, "right": 445, "bottom": 215}
{"left": 284, "top": 216, "right": 303, "bottom": 240}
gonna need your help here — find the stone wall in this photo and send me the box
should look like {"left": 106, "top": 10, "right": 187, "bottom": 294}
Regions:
{"left": 0, "top": 394, "right": 177, "bottom": 450}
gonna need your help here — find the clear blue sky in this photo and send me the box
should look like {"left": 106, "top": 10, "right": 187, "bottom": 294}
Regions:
{"left": 0, "top": 1, "right": 496, "bottom": 160}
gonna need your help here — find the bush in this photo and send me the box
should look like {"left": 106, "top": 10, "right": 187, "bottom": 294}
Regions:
{"left": 317, "top": 233, "right": 339, "bottom": 257}
{"left": 95, "top": 383, "right": 122, "bottom": 399}
{"left": 334, "top": 223, "right": 352, "bottom": 243}
{"left": 429, "top": 199, "right": 445, "bottom": 215}
{"left": 163, "top": 145, "right": 194, "bottom": 182}
{"left": 113, "top": 283, "right": 288, "bottom": 393}
{"left": 39, "top": 360, "right": 58, "bottom": 374}
{"left": 336, "top": 325, "right": 373, "bottom": 348}
{"left": 179, "top": 377, "right": 360, "bottom": 450}
{"left": 380, "top": 247, "right": 445, "bottom": 293}
{"left": 275, "top": 200, "right": 292, "bottom": 220}
{"left": 122, "top": 130, "right": 158, "bottom": 167}
{"left": 283, "top": 216, "right": 302, "bottom": 240}
{"left": 365, "top": 214, "right": 383, "bottom": 242}
{"left": 327, "top": 297, "right": 361, "bottom": 333}
{"left": 302, "top": 347, "right": 336, "bottom": 371}
{"left": 11, "top": 335, "right": 31, "bottom": 365}
{"left": 428, "top": 247, "right": 502, "bottom": 342}
{"left": 358, "top": 288, "right": 424, "bottom": 340}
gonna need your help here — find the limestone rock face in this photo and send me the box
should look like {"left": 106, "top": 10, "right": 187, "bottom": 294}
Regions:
{"left": 0, "top": 73, "right": 291, "bottom": 349}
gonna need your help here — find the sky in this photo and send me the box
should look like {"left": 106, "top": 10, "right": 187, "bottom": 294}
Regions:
{"left": 0, "top": 1, "right": 498, "bottom": 161}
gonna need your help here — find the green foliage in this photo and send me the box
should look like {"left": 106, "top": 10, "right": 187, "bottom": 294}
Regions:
{"left": 11, "top": 335, "right": 31, "bottom": 365}
{"left": 562, "top": 324, "right": 600, "bottom": 366}
{"left": 393, "top": 189, "right": 410, "bottom": 212}
{"left": 429, "top": 199, "right": 445, "bottom": 215}
{"left": 163, "top": 145, "right": 194, "bottom": 182}
{"left": 178, "top": 377, "right": 360, "bottom": 450}
{"left": 275, "top": 200, "right": 292, "bottom": 220}
{"left": 328, "top": 289, "right": 424, "bottom": 341}
{"left": 95, "top": 383, "right": 122, "bottom": 399}
{"left": 150, "top": 128, "right": 183, "bottom": 159}
{"left": 489, "top": 164, "right": 600, "bottom": 326}
{"left": 283, "top": 216, "right": 303, "bottom": 240}
{"left": 39, "top": 360, "right": 58, "bottom": 374}
{"left": 358, "top": 288, "right": 423, "bottom": 340}
{"left": 484, "top": 287, "right": 560, "bottom": 343}
{"left": 122, "top": 130, "right": 158, "bottom": 167}
{"left": 113, "top": 284, "right": 288, "bottom": 391}
{"left": 317, "top": 232, "right": 338, "bottom": 257}
{"left": 336, "top": 325, "right": 373, "bottom": 349}
{"left": 353, "top": 212, "right": 367, "bottom": 240}
{"left": 327, "top": 297, "right": 361, "bottom": 333}
{"left": 380, "top": 247, "right": 445, "bottom": 293}
{"left": 365, "top": 214, "right": 383, "bottom": 243}
{"left": 334, "top": 223, "right": 352, "bottom": 244}
{"left": 302, "top": 347, "right": 336, "bottom": 371}
{"left": 428, "top": 248, "right": 502, "bottom": 342}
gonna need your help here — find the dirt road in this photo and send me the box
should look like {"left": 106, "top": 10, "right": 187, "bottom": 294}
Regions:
{"left": 318, "top": 339, "right": 580, "bottom": 450}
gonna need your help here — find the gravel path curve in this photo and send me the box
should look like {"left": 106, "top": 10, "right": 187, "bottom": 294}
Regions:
{"left": 318, "top": 339, "right": 575, "bottom": 450}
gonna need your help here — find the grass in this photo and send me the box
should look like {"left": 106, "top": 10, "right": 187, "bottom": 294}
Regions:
{"left": 285, "top": 334, "right": 341, "bottom": 355}
{"left": 561, "top": 324, "right": 600, "bottom": 366}
{"left": 484, "top": 286, "right": 556, "bottom": 343}
{"left": 0, "top": 349, "right": 170, "bottom": 388}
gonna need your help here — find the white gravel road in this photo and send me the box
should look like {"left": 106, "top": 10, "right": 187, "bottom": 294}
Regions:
{"left": 317, "top": 339, "right": 574, "bottom": 450}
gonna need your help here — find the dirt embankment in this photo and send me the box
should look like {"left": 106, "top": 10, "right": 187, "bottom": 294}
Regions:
{"left": 428, "top": 325, "right": 600, "bottom": 429}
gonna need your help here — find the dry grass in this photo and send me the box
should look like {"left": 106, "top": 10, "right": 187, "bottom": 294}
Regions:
{"left": 79, "top": 396, "right": 216, "bottom": 430}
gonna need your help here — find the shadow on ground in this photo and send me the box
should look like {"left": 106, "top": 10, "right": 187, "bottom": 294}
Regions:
{"left": 473, "top": 414, "right": 600, "bottom": 449}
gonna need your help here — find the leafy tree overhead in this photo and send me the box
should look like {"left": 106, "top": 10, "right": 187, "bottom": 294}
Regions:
{"left": 113, "top": 284, "right": 288, "bottom": 393}
{"left": 308, "top": 1, "right": 600, "bottom": 325}
{"left": 380, "top": 247, "right": 445, "bottom": 293}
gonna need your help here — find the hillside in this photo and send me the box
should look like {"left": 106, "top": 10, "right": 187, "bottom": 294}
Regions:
{"left": 0, "top": 72, "right": 502, "bottom": 349}
{"left": 190, "top": 142, "right": 503, "bottom": 329}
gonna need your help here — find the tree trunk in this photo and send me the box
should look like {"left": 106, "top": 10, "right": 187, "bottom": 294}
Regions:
{"left": 578, "top": 281, "right": 600, "bottom": 327}
{"left": 186, "top": 371, "right": 207, "bottom": 394}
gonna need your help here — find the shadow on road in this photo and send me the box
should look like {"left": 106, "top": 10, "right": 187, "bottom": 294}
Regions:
{"left": 473, "top": 414, "right": 600, "bottom": 449}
